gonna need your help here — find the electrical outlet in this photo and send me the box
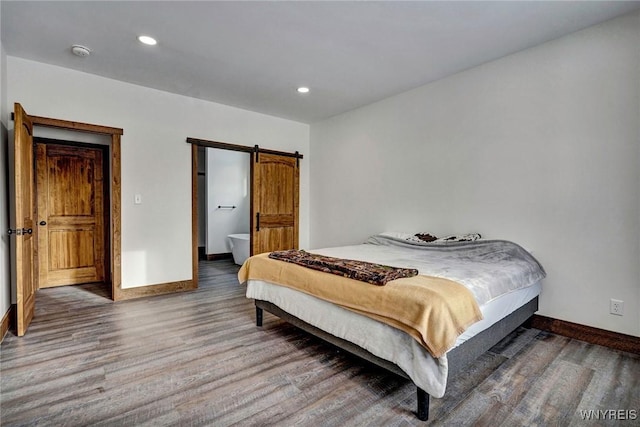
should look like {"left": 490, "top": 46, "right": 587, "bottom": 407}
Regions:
{"left": 610, "top": 299, "right": 624, "bottom": 316}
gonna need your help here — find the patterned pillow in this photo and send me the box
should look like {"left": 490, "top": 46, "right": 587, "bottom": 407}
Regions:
{"left": 434, "top": 233, "right": 482, "bottom": 243}
{"left": 405, "top": 232, "right": 438, "bottom": 243}
{"left": 414, "top": 233, "right": 438, "bottom": 242}
{"left": 405, "top": 232, "right": 482, "bottom": 244}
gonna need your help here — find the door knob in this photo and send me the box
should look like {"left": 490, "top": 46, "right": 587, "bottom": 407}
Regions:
{"left": 39, "top": 221, "right": 47, "bottom": 226}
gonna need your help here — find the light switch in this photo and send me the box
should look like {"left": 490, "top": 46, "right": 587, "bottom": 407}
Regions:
{"left": 134, "top": 194, "right": 142, "bottom": 204}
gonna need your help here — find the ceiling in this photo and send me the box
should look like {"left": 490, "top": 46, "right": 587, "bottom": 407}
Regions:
{"left": 2, "top": 1, "right": 639, "bottom": 124}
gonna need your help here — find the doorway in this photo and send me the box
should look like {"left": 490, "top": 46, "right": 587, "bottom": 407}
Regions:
{"left": 198, "top": 146, "right": 251, "bottom": 263}
{"left": 34, "top": 138, "right": 110, "bottom": 293}
{"left": 11, "top": 103, "right": 123, "bottom": 336}
{"left": 188, "top": 137, "right": 302, "bottom": 285}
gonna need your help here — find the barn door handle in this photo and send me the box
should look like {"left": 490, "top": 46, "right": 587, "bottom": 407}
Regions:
{"left": 7, "top": 228, "right": 32, "bottom": 236}
{"left": 39, "top": 221, "right": 47, "bottom": 226}
{"left": 256, "top": 212, "right": 260, "bottom": 231}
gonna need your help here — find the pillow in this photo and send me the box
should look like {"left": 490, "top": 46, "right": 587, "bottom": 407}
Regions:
{"left": 413, "top": 233, "right": 438, "bottom": 242}
{"left": 379, "top": 231, "right": 415, "bottom": 240}
{"left": 383, "top": 231, "right": 483, "bottom": 244}
{"left": 434, "top": 233, "right": 482, "bottom": 243}
{"left": 405, "top": 232, "right": 438, "bottom": 243}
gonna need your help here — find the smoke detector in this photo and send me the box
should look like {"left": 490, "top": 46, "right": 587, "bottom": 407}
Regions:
{"left": 71, "top": 45, "right": 91, "bottom": 57}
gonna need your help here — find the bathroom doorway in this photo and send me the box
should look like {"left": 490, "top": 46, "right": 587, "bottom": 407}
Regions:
{"left": 197, "top": 146, "right": 251, "bottom": 265}
{"left": 189, "top": 137, "right": 302, "bottom": 286}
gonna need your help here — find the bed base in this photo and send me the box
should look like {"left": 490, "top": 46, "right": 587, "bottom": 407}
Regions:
{"left": 255, "top": 296, "right": 538, "bottom": 421}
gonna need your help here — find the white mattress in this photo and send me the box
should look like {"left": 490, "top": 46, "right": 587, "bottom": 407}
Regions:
{"left": 246, "top": 279, "right": 541, "bottom": 398}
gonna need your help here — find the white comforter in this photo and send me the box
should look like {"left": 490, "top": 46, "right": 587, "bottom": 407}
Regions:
{"left": 322, "top": 234, "right": 546, "bottom": 306}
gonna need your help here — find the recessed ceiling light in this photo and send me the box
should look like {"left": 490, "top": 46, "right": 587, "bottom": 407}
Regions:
{"left": 138, "top": 35, "right": 157, "bottom": 46}
{"left": 297, "top": 87, "right": 310, "bottom": 94}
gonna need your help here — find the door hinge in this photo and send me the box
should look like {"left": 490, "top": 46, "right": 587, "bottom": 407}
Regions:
{"left": 256, "top": 212, "right": 260, "bottom": 231}
{"left": 254, "top": 144, "right": 259, "bottom": 163}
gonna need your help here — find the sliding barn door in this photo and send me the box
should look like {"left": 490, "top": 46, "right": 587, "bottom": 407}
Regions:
{"left": 251, "top": 152, "right": 299, "bottom": 255}
{"left": 13, "top": 103, "right": 37, "bottom": 336}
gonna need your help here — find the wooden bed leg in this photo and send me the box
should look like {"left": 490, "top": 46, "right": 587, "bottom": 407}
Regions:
{"left": 417, "top": 388, "right": 429, "bottom": 421}
{"left": 256, "top": 306, "right": 263, "bottom": 327}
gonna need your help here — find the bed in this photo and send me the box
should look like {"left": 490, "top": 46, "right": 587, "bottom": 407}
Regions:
{"left": 238, "top": 232, "right": 546, "bottom": 421}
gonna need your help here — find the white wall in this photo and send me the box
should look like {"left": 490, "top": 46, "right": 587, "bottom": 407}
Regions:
{"left": 205, "top": 148, "right": 250, "bottom": 254}
{"left": 0, "top": 36, "right": 11, "bottom": 318}
{"left": 6, "top": 57, "right": 309, "bottom": 289}
{"left": 310, "top": 12, "right": 640, "bottom": 336}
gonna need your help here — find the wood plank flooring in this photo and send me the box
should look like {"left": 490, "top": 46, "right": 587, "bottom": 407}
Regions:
{"left": 1, "top": 259, "right": 638, "bottom": 426}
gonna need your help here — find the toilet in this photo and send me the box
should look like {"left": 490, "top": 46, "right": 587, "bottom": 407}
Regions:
{"left": 228, "top": 233, "right": 250, "bottom": 265}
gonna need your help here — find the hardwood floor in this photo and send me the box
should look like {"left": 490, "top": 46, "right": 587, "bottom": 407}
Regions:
{"left": 1, "top": 260, "right": 638, "bottom": 426}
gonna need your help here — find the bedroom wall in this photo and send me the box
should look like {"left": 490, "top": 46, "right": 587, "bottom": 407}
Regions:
{"left": 0, "top": 37, "right": 11, "bottom": 321}
{"left": 309, "top": 12, "right": 640, "bottom": 337}
{"left": 5, "top": 57, "right": 310, "bottom": 289}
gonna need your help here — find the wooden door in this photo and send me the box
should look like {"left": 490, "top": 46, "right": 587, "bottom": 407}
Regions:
{"left": 251, "top": 152, "right": 299, "bottom": 255}
{"left": 13, "top": 103, "right": 36, "bottom": 336}
{"left": 36, "top": 143, "right": 106, "bottom": 287}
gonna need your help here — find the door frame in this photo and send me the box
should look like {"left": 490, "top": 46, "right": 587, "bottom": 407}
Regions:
{"left": 187, "top": 137, "right": 303, "bottom": 282}
{"left": 20, "top": 113, "right": 123, "bottom": 301}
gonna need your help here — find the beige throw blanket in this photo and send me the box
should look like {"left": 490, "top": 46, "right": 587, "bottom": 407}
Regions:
{"left": 239, "top": 253, "right": 483, "bottom": 358}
